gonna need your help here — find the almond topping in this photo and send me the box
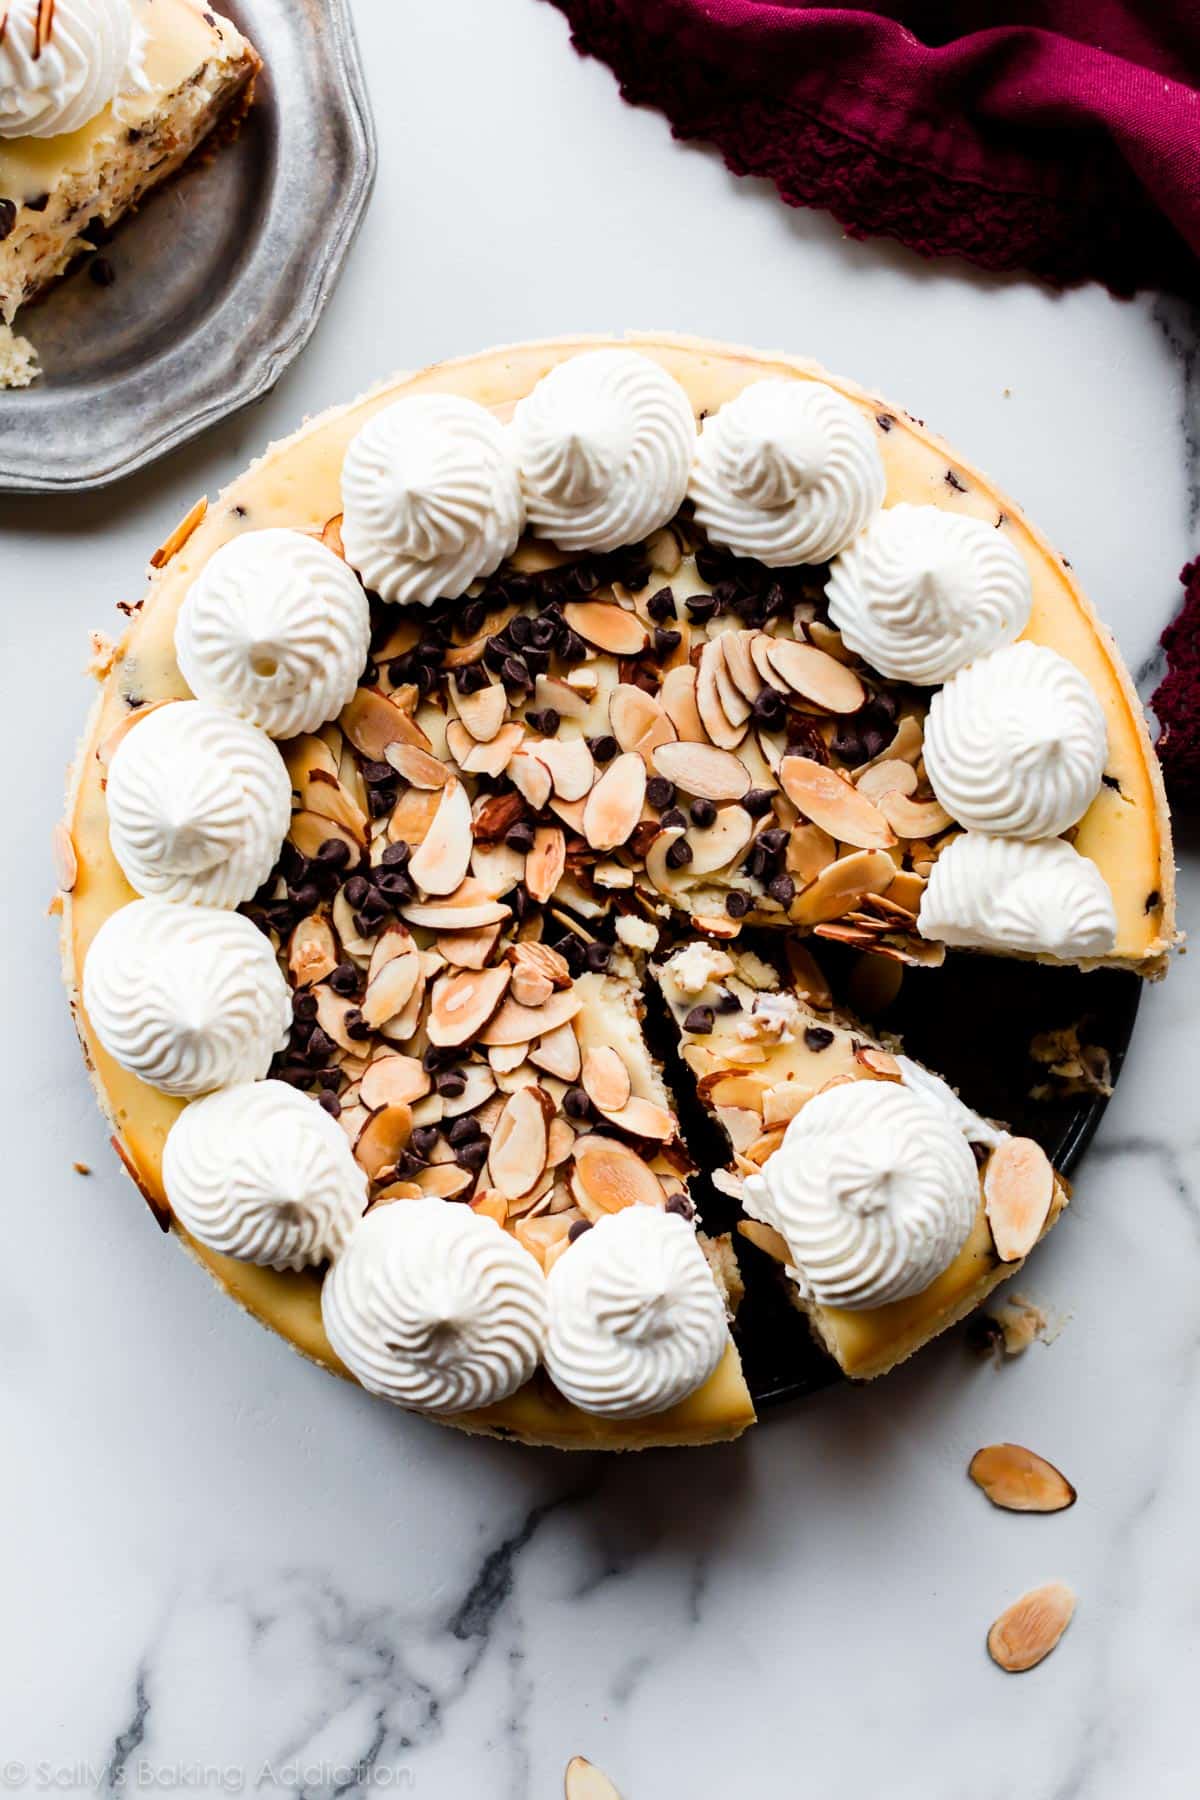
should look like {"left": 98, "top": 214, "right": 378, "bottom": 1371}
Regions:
{"left": 987, "top": 1582, "right": 1075, "bottom": 1674}
{"left": 785, "top": 822, "right": 837, "bottom": 884}
{"left": 454, "top": 680, "right": 507, "bottom": 743}
{"left": 400, "top": 883, "right": 511, "bottom": 930}
{"left": 426, "top": 963, "right": 512, "bottom": 1047}
{"left": 360, "top": 1054, "right": 431, "bottom": 1110}
{"left": 150, "top": 495, "right": 208, "bottom": 568}
{"left": 696, "top": 639, "right": 748, "bottom": 750}
{"left": 969, "top": 1444, "right": 1077, "bottom": 1514}
{"left": 581, "top": 1046, "right": 632, "bottom": 1114}
{"left": 354, "top": 1103, "right": 414, "bottom": 1179}
{"left": 288, "top": 811, "right": 362, "bottom": 863}
{"left": 879, "top": 791, "right": 954, "bottom": 840}
{"left": 53, "top": 820, "right": 78, "bottom": 893}
{"left": 529, "top": 1021, "right": 582, "bottom": 1081}
{"left": 687, "top": 805, "right": 754, "bottom": 874}
{"left": 418, "top": 1164, "right": 474, "bottom": 1199}
{"left": 288, "top": 915, "right": 338, "bottom": 988}
{"left": 984, "top": 1136, "right": 1056, "bottom": 1261}
{"left": 562, "top": 600, "right": 648, "bottom": 656}
{"left": 765, "top": 639, "right": 866, "bottom": 713}
{"left": 784, "top": 940, "right": 833, "bottom": 1009}
{"left": 564, "top": 1756, "right": 623, "bottom": 1800}
{"left": 570, "top": 1134, "right": 665, "bottom": 1217}
{"left": 508, "top": 940, "right": 572, "bottom": 988}
{"left": 712, "top": 639, "right": 752, "bottom": 727}
{"left": 604, "top": 1095, "right": 676, "bottom": 1141}
{"left": 524, "top": 826, "right": 567, "bottom": 904}
{"left": 340, "top": 687, "right": 429, "bottom": 760}
{"left": 388, "top": 786, "right": 442, "bottom": 846}
{"left": 361, "top": 949, "right": 422, "bottom": 1029}
{"left": 408, "top": 778, "right": 473, "bottom": 897}
{"left": 508, "top": 751, "right": 554, "bottom": 811}
{"left": 854, "top": 1047, "right": 902, "bottom": 1081}
{"left": 855, "top": 758, "right": 918, "bottom": 802}
{"left": 512, "top": 966, "right": 554, "bottom": 1007}
{"left": 779, "top": 757, "right": 896, "bottom": 850}
{"left": 530, "top": 736, "right": 596, "bottom": 801}
{"left": 384, "top": 743, "right": 450, "bottom": 789}
{"left": 721, "top": 629, "right": 763, "bottom": 704}
{"left": 651, "top": 740, "right": 751, "bottom": 802}
{"left": 660, "top": 664, "right": 708, "bottom": 742}
{"left": 447, "top": 719, "right": 524, "bottom": 778}
{"left": 439, "top": 923, "right": 503, "bottom": 970}
{"left": 789, "top": 849, "right": 897, "bottom": 924}
{"left": 490, "top": 1086, "right": 551, "bottom": 1198}
{"left": 480, "top": 988, "right": 582, "bottom": 1047}
{"left": 441, "top": 1064, "right": 498, "bottom": 1117}
{"left": 582, "top": 752, "right": 646, "bottom": 852}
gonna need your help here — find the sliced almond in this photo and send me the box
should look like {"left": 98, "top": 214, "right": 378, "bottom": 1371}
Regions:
{"left": 282, "top": 733, "right": 339, "bottom": 790}
{"left": 150, "top": 495, "right": 207, "bottom": 568}
{"left": 508, "top": 751, "right": 554, "bottom": 811}
{"left": 401, "top": 883, "right": 511, "bottom": 930}
{"left": 604, "top": 1095, "right": 675, "bottom": 1141}
{"left": 306, "top": 769, "right": 368, "bottom": 841}
{"left": 583, "top": 752, "right": 646, "bottom": 852}
{"left": 789, "top": 850, "right": 897, "bottom": 925}
{"left": 660, "top": 664, "right": 707, "bottom": 742}
{"left": 354, "top": 1103, "right": 414, "bottom": 1179}
{"left": 426, "top": 963, "right": 512, "bottom": 1047}
{"left": 341, "top": 688, "right": 429, "bottom": 760}
{"left": 313, "top": 986, "right": 364, "bottom": 1054}
{"left": 482, "top": 988, "right": 582, "bottom": 1047}
{"left": 779, "top": 757, "right": 896, "bottom": 850}
{"left": 750, "top": 633, "right": 790, "bottom": 693}
{"left": 515, "top": 1212, "right": 573, "bottom": 1265}
{"left": 388, "top": 786, "right": 442, "bottom": 846}
{"left": 687, "top": 805, "right": 754, "bottom": 875}
{"left": 987, "top": 1582, "right": 1075, "bottom": 1674}
{"left": 855, "top": 758, "right": 918, "bottom": 802}
{"left": 969, "top": 1444, "right": 1076, "bottom": 1514}
{"left": 696, "top": 639, "right": 748, "bottom": 749}
{"left": 439, "top": 923, "right": 503, "bottom": 970}
{"left": 879, "top": 791, "right": 954, "bottom": 840}
{"left": 385, "top": 743, "right": 450, "bottom": 789}
{"left": 712, "top": 639, "right": 752, "bottom": 728}
{"left": 534, "top": 674, "right": 591, "bottom": 721}
{"left": 472, "top": 1189, "right": 508, "bottom": 1229}
{"left": 525, "top": 827, "right": 567, "bottom": 905}
{"left": 563, "top": 600, "right": 648, "bottom": 656}
{"left": 610, "top": 684, "right": 676, "bottom": 762}
{"left": 417, "top": 1163, "right": 474, "bottom": 1199}
{"left": 490, "top": 1086, "right": 551, "bottom": 1198}
{"left": 408, "top": 778, "right": 473, "bottom": 897}
{"left": 784, "top": 940, "right": 833, "bottom": 1009}
{"left": 564, "top": 1756, "right": 623, "bottom": 1800}
{"left": 698, "top": 1072, "right": 768, "bottom": 1111}
{"left": 360, "top": 1054, "right": 430, "bottom": 1110}
{"left": 786, "top": 822, "right": 838, "bottom": 884}
{"left": 288, "top": 916, "right": 337, "bottom": 988}
{"left": 453, "top": 680, "right": 507, "bottom": 743}
{"left": 529, "top": 1021, "right": 582, "bottom": 1082}
{"left": 512, "top": 966, "right": 554, "bottom": 1008}
{"left": 531, "top": 736, "right": 596, "bottom": 802}
{"left": 508, "top": 940, "right": 572, "bottom": 989}
{"left": 441, "top": 1063, "right": 498, "bottom": 1118}
{"left": 570, "top": 1134, "right": 665, "bottom": 1217}
{"left": 547, "top": 1116, "right": 576, "bottom": 1166}
{"left": 985, "top": 1137, "right": 1056, "bottom": 1261}
{"left": 651, "top": 741, "right": 751, "bottom": 802}
{"left": 361, "top": 949, "right": 421, "bottom": 1029}
{"left": 447, "top": 718, "right": 524, "bottom": 778}
{"left": 721, "top": 630, "right": 763, "bottom": 705}
{"left": 644, "top": 827, "right": 692, "bottom": 899}
{"left": 854, "top": 1047, "right": 902, "bottom": 1081}
{"left": 762, "top": 1080, "right": 814, "bottom": 1128}
{"left": 765, "top": 639, "right": 865, "bottom": 713}
{"left": 581, "top": 1046, "right": 633, "bottom": 1115}
{"left": 289, "top": 811, "right": 362, "bottom": 863}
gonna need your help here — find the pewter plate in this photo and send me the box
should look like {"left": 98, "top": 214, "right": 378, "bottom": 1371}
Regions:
{"left": 0, "top": 0, "right": 375, "bottom": 493}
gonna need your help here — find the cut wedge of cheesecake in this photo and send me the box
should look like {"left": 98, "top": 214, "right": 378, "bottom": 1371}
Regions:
{"left": 58, "top": 334, "right": 1173, "bottom": 1447}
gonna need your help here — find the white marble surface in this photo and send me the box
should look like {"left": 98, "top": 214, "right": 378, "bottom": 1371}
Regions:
{"left": 2, "top": 1, "right": 1198, "bottom": 1794}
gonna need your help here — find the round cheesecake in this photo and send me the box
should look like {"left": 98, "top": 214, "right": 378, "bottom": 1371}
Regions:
{"left": 58, "top": 334, "right": 1176, "bottom": 1449}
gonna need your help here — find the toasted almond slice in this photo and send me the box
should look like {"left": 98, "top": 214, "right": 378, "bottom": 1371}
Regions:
{"left": 515, "top": 1212, "right": 573, "bottom": 1265}
{"left": 283, "top": 733, "right": 340, "bottom": 790}
{"left": 409, "top": 778, "right": 473, "bottom": 897}
{"left": 687, "top": 805, "right": 754, "bottom": 875}
{"left": 766, "top": 639, "right": 865, "bottom": 713}
{"left": 786, "top": 822, "right": 838, "bottom": 884}
{"left": 490, "top": 1086, "right": 551, "bottom": 1198}
{"left": 531, "top": 736, "right": 596, "bottom": 802}
{"left": 360, "top": 1054, "right": 431, "bottom": 1110}
{"left": 644, "top": 826, "right": 692, "bottom": 899}
{"left": 652, "top": 740, "right": 751, "bottom": 802}
{"left": 385, "top": 742, "right": 450, "bottom": 789}
{"left": 361, "top": 950, "right": 421, "bottom": 1029}
{"left": 534, "top": 674, "right": 591, "bottom": 721}
{"left": 696, "top": 639, "right": 748, "bottom": 750}
{"left": 471, "top": 1189, "right": 508, "bottom": 1228}
{"left": 885, "top": 869, "right": 927, "bottom": 913}
{"left": 750, "top": 633, "right": 790, "bottom": 693}
{"left": 482, "top": 988, "right": 582, "bottom": 1047}
{"left": 779, "top": 757, "right": 896, "bottom": 849}
{"left": 762, "top": 1080, "right": 814, "bottom": 1128}
{"left": 660, "top": 664, "right": 707, "bottom": 742}
{"left": 564, "top": 665, "right": 599, "bottom": 698}
{"left": 388, "top": 786, "right": 442, "bottom": 847}
{"left": 288, "top": 915, "right": 338, "bottom": 988}
{"left": 289, "top": 810, "right": 362, "bottom": 862}
{"left": 722, "top": 630, "right": 763, "bottom": 704}
{"left": 490, "top": 1042, "right": 528, "bottom": 1075}
{"left": 509, "top": 940, "right": 572, "bottom": 988}
{"left": 150, "top": 495, "right": 207, "bottom": 568}
{"left": 529, "top": 1021, "right": 583, "bottom": 1082}
{"left": 320, "top": 513, "right": 346, "bottom": 558}
{"left": 441, "top": 1063, "right": 498, "bottom": 1118}
{"left": 332, "top": 888, "right": 376, "bottom": 963}
{"left": 448, "top": 719, "right": 525, "bottom": 778}
{"left": 855, "top": 758, "right": 918, "bottom": 801}
{"left": 712, "top": 639, "right": 752, "bottom": 728}
{"left": 583, "top": 752, "right": 646, "bottom": 852}
{"left": 969, "top": 1444, "right": 1077, "bottom": 1514}
{"left": 305, "top": 770, "right": 368, "bottom": 841}
{"left": 697, "top": 1071, "right": 767, "bottom": 1110}
{"left": 96, "top": 697, "right": 179, "bottom": 769}
{"left": 547, "top": 1116, "right": 576, "bottom": 1166}
{"left": 427, "top": 963, "right": 512, "bottom": 1047}
{"left": 790, "top": 849, "right": 897, "bottom": 924}
{"left": 508, "top": 751, "right": 554, "bottom": 811}
{"left": 582, "top": 1046, "right": 633, "bottom": 1114}
{"left": 439, "top": 923, "right": 502, "bottom": 970}
{"left": 985, "top": 1136, "right": 1056, "bottom": 1261}
{"left": 564, "top": 1756, "right": 623, "bottom": 1800}
{"left": 563, "top": 600, "right": 648, "bottom": 656}
{"left": 604, "top": 1095, "right": 676, "bottom": 1141}
{"left": 879, "top": 791, "right": 955, "bottom": 839}
{"left": 512, "top": 967, "right": 554, "bottom": 1008}
{"left": 737, "top": 1219, "right": 791, "bottom": 1265}
{"left": 522, "top": 826, "right": 565, "bottom": 905}
{"left": 571, "top": 1134, "right": 665, "bottom": 1216}
{"left": 401, "top": 884, "right": 511, "bottom": 930}
{"left": 310, "top": 986, "right": 362, "bottom": 1054}
{"left": 338, "top": 1104, "right": 370, "bottom": 1145}
{"left": 784, "top": 940, "right": 833, "bottom": 1009}
{"left": 341, "top": 687, "right": 429, "bottom": 760}
{"left": 855, "top": 1047, "right": 902, "bottom": 1081}
{"left": 987, "top": 1582, "right": 1075, "bottom": 1674}
{"left": 454, "top": 680, "right": 507, "bottom": 743}
{"left": 745, "top": 1127, "right": 786, "bottom": 1166}
{"left": 354, "top": 1103, "right": 414, "bottom": 1179}
{"left": 610, "top": 683, "right": 663, "bottom": 751}
{"left": 549, "top": 795, "right": 589, "bottom": 834}
{"left": 418, "top": 1163, "right": 474, "bottom": 1199}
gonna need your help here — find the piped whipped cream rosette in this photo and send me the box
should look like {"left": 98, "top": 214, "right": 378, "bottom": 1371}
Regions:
{"left": 164, "top": 1080, "right": 366, "bottom": 1270}
{"left": 743, "top": 1080, "right": 980, "bottom": 1310}
{"left": 341, "top": 394, "right": 523, "bottom": 607}
{"left": 0, "top": 0, "right": 146, "bottom": 139}
{"left": 175, "top": 529, "right": 371, "bottom": 739}
{"left": 688, "top": 379, "right": 886, "bottom": 565}
{"left": 511, "top": 349, "right": 695, "bottom": 553}
{"left": 826, "top": 503, "right": 1032, "bottom": 684}
{"left": 543, "top": 1209, "right": 727, "bottom": 1417}
{"left": 321, "top": 1199, "right": 548, "bottom": 1414}
{"left": 924, "top": 642, "right": 1108, "bottom": 839}
{"left": 82, "top": 898, "right": 290, "bottom": 1097}
{"left": 105, "top": 700, "right": 291, "bottom": 909}
{"left": 918, "top": 833, "right": 1118, "bottom": 960}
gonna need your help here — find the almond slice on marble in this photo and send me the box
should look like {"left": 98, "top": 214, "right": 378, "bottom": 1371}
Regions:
{"left": 571, "top": 1134, "right": 665, "bottom": 1217}
{"left": 563, "top": 600, "right": 648, "bottom": 656}
{"left": 508, "top": 751, "right": 554, "bottom": 811}
{"left": 426, "top": 962, "right": 512, "bottom": 1047}
{"left": 696, "top": 640, "right": 748, "bottom": 750}
{"left": 354, "top": 1103, "right": 414, "bottom": 1179}
{"left": 879, "top": 791, "right": 954, "bottom": 840}
{"left": 288, "top": 916, "right": 338, "bottom": 988}
{"left": 564, "top": 1756, "right": 623, "bottom": 1800}
{"left": 360, "top": 1053, "right": 431, "bottom": 1110}
{"left": 341, "top": 688, "right": 429, "bottom": 760}
{"left": 651, "top": 740, "right": 751, "bottom": 802}
{"left": 789, "top": 849, "right": 897, "bottom": 925}
{"left": 987, "top": 1582, "right": 1075, "bottom": 1674}
{"left": 490, "top": 1085, "right": 552, "bottom": 1198}
{"left": 985, "top": 1137, "right": 1056, "bottom": 1261}
{"left": 582, "top": 1046, "right": 633, "bottom": 1115}
{"left": 855, "top": 758, "right": 918, "bottom": 802}
{"left": 529, "top": 1021, "right": 583, "bottom": 1082}
{"left": 603, "top": 1095, "right": 676, "bottom": 1141}
{"left": 779, "top": 757, "right": 896, "bottom": 849}
{"left": 384, "top": 742, "right": 450, "bottom": 789}
{"left": 969, "top": 1444, "right": 1076, "bottom": 1514}
{"left": 481, "top": 987, "right": 582, "bottom": 1047}
{"left": 408, "top": 778, "right": 474, "bottom": 897}
{"left": 582, "top": 752, "right": 646, "bottom": 852}
{"left": 525, "top": 826, "right": 567, "bottom": 904}
{"left": 765, "top": 639, "right": 866, "bottom": 713}
{"left": 660, "top": 663, "right": 708, "bottom": 742}
{"left": 453, "top": 680, "right": 508, "bottom": 743}
{"left": 687, "top": 805, "right": 754, "bottom": 875}
{"left": 530, "top": 736, "right": 596, "bottom": 802}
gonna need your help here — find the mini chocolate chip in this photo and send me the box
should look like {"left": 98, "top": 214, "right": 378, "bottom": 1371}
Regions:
{"left": 457, "top": 1139, "right": 489, "bottom": 1172}
{"left": 318, "top": 1090, "right": 341, "bottom": 1118}
{"left": 329, "top": 962, "right": 358, "bottom": 997}
{"left": 646, "top": 776, "right": 675, "bottom": 810}
{"left": 804, "top": 1026, "right": 834, "bottom": 1051}
{"left": 508, "top": 613, "right": 533, "bottom": 646}
{"left": 690, "top": 798, "right": 717, "bottom": 828}
{"left": 292, "top": 991, "right": 319, "bottom": 1021}
{"left": 1101, "top": 774, "right": 1121, "bottom": 791}
{"left": 726, "top": 889, "right": 751, "bottom": 918}
{"left": 316, "top": 838, "right": 351, "bottom": 868}
{"left": 742, "top": 788, "right": 775, "bottom": 818}
{"left": 343, "top": 875, "right": 369, "bottom": 906}
{"left": 945, "top": 468, "right": 968, "bottom": 493}
{"left": 585, "top": 941, "right": 611, "bottom": 972}
{"left": 505, "top": 821, "right": 536, "bottom": 853}
{"left": 685, "top": 594, "right": 718, "bottom": 623}
{"left": 647, "top": 587, "right": 676, "bottom": 622}
{"left": 716, "top": 988, "right": 742, "bottom": 1013}
{"left": 502, "top": 654, "right": 531, "bottom": 689}
{"left": 568, "top": 1219, "right": 593, "bottom": 1242}
{"left": 460, "top": 600, "right": 486, "bottom": 638}
{"left": 752, "top": 688, "right": 786, "bottom": 728}
{"left": 411, "top": 1125, "right": 441, "bottom": 1158}
{"left": 665, "top": 837, "right": 694, "bottom": 869}
{"left": 564, "top": 1085, "right": 593, "bottom": 1121}
{"left": 455, "top": 662, "right": 490, "bottom": 695}
{"left": 375, "top": 868, "right": 414, "bottom": 900}
{"left": 423, "top": 1044, "right": 458, "bottom": 1073}
{"left": 362, "top": 760, "right": 395, "bottom": 784}
{"left": 381, "top": 840, "right": 410, "bottom": 866}
{"left": 588, "top": 734, "right": 618, "bottom": 764}
{"left": 767, "top": 873, "right": 796, "bottom": 904}
{"left": 559, "top": 629, "right": 588, "bottom": 664}
{"left": 758, "top": 827, "right": 788, "bottom": 855}
{"left": 394, "top": 1150, "right": 426, "bottom": 1179}
{"left": 683, "top": 1005, "right": 714, "bottom": 1034}
{"left": 435, "top": 1069, "right": 467, "bottom": 1097}
{"left": 528, "top": 707, "right": 560, "bottom": 736}
{"left": 80, "top": 216, "right": 113, "bottom": 246}
{"left": 344, "top": 1008, "right": 371, "bottom": 1042}
{"left": 666, "top": 1192, "right": 695, "bottom": 1219}
{"left": 660, "top": 807, "right": 688, "bottom": 831}
{"left": 653, "top": 628, "right": 682, "bottom": 659}
{"left": 447, "top": 1115, "right": 482, "bottom": 1146}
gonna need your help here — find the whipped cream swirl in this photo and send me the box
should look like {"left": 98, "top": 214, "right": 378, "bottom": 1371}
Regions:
{"left": 176, "top": 529, "right": 371, "bottom": 739}
{"left": 82, "top": 898, "right": 291, "bottom": 1097}
{"left": 743, "top": 1080, "right": 979, "bottom": 1310}
{"left": 0, "top": 0, "right": 144, "bottom": 139}
{"left": 924, "top": 642, "right": 1107, "bottom": 838}
{"left": 826, "top": 504, "right": 1032, "bottom": 684}
{"left": 896, "top": 1056, "right": 1006, "bottom": 1153}
{"left": 105, "top": 701, "right": 291, "bottom": 909}
{"left": 163, "top": 1080, "right": 366, "bottom": 1270}
{"left": 918, "top": 832, "right": 1118, "bottom": 960}
{"left": 341, "top": 395, "right": 523, "bottom": 607}
{"left": 544, "top": 1209, "right": 727, "bottom": 1418}
{"left": 321, "top": 1199, "right": 548, "bottom": 1414}
{"left": 687, "top": 379, "right": 885, "bottom": 566}
{"left": 511, "top": 350, "right": 695, "bottom": 553}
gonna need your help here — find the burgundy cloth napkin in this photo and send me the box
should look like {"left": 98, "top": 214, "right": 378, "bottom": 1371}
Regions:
{"left": 545, "top": 0, "right": 1200, "bottom": 296}
{"left": 1153, "top": 559, "right": 1200, "bottom": 803}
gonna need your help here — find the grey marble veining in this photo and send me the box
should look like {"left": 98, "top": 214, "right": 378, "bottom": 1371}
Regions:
{"left": 3, "top": 2, "right": 1199, "bottom": 1796}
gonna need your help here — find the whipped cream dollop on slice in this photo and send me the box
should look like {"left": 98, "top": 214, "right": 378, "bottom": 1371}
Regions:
{"left": 0, "top": 0, "right": 144, "bottom": 139}
{"left": 688, "top": 379, "right": 885, "bottom": 566}
{"left": 82, "top": 899, "right": 291, "bottom": 1097}
{"left": 175, "top": 529, "right": 371, "bottom": 739}
{"left": 826, "top": 504, "right": 1032, "bottom": 684}
{"left": 924, "top": 642, "right": 1107, "bottom": 838}
{"left": 743, "top": 1080, "right": 980, "bottom": 1310}
{"left": 321, "top": 1199, "right": 548, "bottom": 1414}
{"left": 341, "top": 394, "right": 523, "bottom": 607}
{"left": 895, "top": 1056, "right": 1006, "bottom": 1153}
{"left": 543, "top": 1209, "right": 727, "bottom": 1418}
{"left": 511, "top": 350, "right": 695, "bottom": 554}
{"left": 106, "top": 701, "right": 291, "bottom": 909}
{"left": 163, "top": 1080, "right": 366, "bottom": 1270}
{"left": 918, "top": 833, "right": 1118, "bottom": 960}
